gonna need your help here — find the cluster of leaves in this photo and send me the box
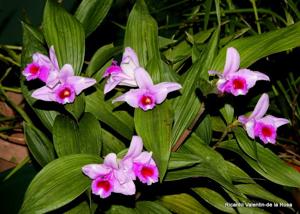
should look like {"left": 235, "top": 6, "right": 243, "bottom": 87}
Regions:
{"left": 15, "top": 0, "right": 300, "bottom": 213}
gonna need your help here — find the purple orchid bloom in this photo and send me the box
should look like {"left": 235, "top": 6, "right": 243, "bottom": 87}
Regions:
{"left": 112, "top": 67, "right": 182, "bottom": 111}
{"left": 23, "top": 46, "right": 59, "bottom": 85}
{"left": 238, "top": 93, "right": 289, "bottom": 144}
{"left": 82, "top": 153, "right": 136, "bottom": 198}
{"left": 209, "top": 47, "right": 270, "bottom": 96}
{"left": 121, "top": 136, "right": 159, "bottom": 185}
{"left": 103, "top": 47, "right": 140, "bottom": 94}
{"left": 31, "top": 64, "right": 96, "bottom": 104}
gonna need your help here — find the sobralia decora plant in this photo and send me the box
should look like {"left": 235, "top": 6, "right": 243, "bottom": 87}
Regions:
{"left": 15, "top": 0, "right": 300, "bottom": 213}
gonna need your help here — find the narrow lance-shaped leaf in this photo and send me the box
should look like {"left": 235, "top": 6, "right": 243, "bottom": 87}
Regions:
{"left": 219, "top": 140, "right": 300, "bottom": 187}
{"left": 75, "top": 0, "right": 113, "bottom": 37}
{"left": 20, "top": 154, "right": 101, "bottom": 214}
{"left": 171, "top": 28, "right": 219, "bottom": 146}
{"left": 211, "top": 21, "right": 300, "bottom": 70}
{"left": 43, "top": 0, "right": 85, "bottom": 75}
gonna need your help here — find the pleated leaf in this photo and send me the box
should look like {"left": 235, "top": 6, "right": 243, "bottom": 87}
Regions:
{"left": 20, "top": 154, "right": 101, "bottom": 214}
{"left": 43, "top": 0, "right": 85, "bottom": 75}
{"left": 85, "top": 87, "right": 134, "bottom": 140}
{"left": 75, "top": 0, "right": 113, "bottom": 37}
{"left": 135, "top": 201, "right": 171, "bottom": 214}
{"left": 159, "top": 193, "right": 211, "bottom": 214}
{"left": 171, "top": 28, "right": 219, "bottom": 146}
{"left": 65, "top": 93, "right": 86, "bottom": 120}
{"left": 21, "top": 22, "right": 58, "bottom": 131}
{"left": 211, "top": 21, "right": 300, "bottom": 71}
{"left": 78, "top": 112, "right": 102, "bottom": 155}
{"left": 219, "top": 140, "right": 300, "bottom": 187}
{"left": 124, "top": 0, "right": 160, "bottom": 69}
{"left": 102, "top": 129, "right": 126, "bottom": 155}
{"left": 135, "top": 102, "right": 173, "bottom": 180}
{"left": 195, "top": 114, "right": 212, "bottom": 144}
{"left": 168, "top": 152, "right": 202, "bottom": 170}
{"left": 53, "top": 114, "right": 80, "bottom": 157}
{"left": 24, "top": 123, "right": 56, "bottom": 166}
{"left": 193, "top": 187, "right": 236, "bottom": 213}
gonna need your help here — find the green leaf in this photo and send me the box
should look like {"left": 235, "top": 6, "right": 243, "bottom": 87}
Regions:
{"left": 135, "top": 201, "right": 171, "bottom": 214}
{"left": 43, "top": 0, "right": 85, "bottom": 75}
{"left": 135, "top": 102, "right": 173, "bottom": 180}
{"left": 195, "top": 114, "right": 212, "bottom": 144}
{"left": 220, "top": 104, "right": 234, "bottom": 125}
{"left": 171, "top": 28, "right": 219, "bottom": 146}
{"left": 75, "top": 0, "right": 113, "bottom": 37}
{"left": 159, "top": 193, "right": 211, "bottom": 214}
{"left": 78, "top": 113, "right": 102, "bottom": 155}
{"left": 105, "top": 205, "right": 135, "bottom": 214}
{"left": 85, "top": 44, "right": 122, "bottom": 78}
{"left": 235, "top": 184, "right": 288, "bottom": 204}
{"left": 102, "top": 129, "right": 126, "bottom": 156}
{"left": 211, "top": 116, "right": 226, "bottom": 132}
{"left": 192, "top": 187, "right": 236, "bottom": 213}
{"left": 20, "top": 154, "right": 101, "bottom": 214}
{"left": 53, "top": 114, "right": 80, "bottom": 157}
{"left": 168, "top": 152, "right": 201, "bottom": 170}
{"left": 85, "top": 87, "right": 134, "bottom": 140}
{"left": 212, "top": 22, "right": 300, "bottom": 71}
{"left": 65, "top": 93, "right": 86, "bottom": 120}
{"left": 21, "top": 22, "right": 58, "bottom": 131}
{"left": 233, "top": 127, "right": 258, "bottom": 161}
{"left": 219, "top": 140, "right": 300, "bottom": 187}
{"left": 24, "top": 123, "right": 56, "bottom": 166}
{"left": 124, "top": 0, "right": 160, "bottom": 69}
{"left": 64, "top": 201, "right": 90, "bottom": 214}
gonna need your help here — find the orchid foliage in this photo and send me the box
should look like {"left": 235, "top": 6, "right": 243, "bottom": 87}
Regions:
{"left": 17, "top": 0, "right": 300, "bottom": 213}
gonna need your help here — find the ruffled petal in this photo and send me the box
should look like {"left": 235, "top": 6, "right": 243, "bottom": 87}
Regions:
{"left": 91, "top": 177, "right": 114, "bottom": 198}
{"left": 104, "top": 153, "right": 118, "bottom": 169}
{"left": 113, "top": 179, "right": 136, "bottom": 195}
{"left": 31, "top": 86, "right": 56, "bottom": 102}
{"left": 234, "top": 69, "right": 269, "bottom": 89}
{"left": 151, "top": 82, "right": 182, "bottom": 104}
{"left": 134, "top": 67, "right": 153, "bottom": 89}
{"left": 59, "top": 64, "right": 74, "bottom": 83}
{"left": 223, "top": 47, "right": 240, "bottom": 77}
{"left": 261, "top": 115, "right": 289, "bottom": 128}
{"left": 82, "top": 164, "right": 111, "bottom": 179}
{"left": 134, "top": 151, "right": 152, "bottom": 164}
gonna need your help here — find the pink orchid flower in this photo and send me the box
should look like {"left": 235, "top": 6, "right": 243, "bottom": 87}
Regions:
{"left": 112, "top": 67, "right": 182, "bottom": 111}
{"left": 238, "top": 93, "right": 289, "bottom": 144}
{"left": 209, "top": 47, "right": 270, "bottom": 96}
{"left": 31, "top": 64, "right": 96, "bottom": 104}
{"left": 23, "top": 46, "right": 59, "bottom": 85}
{"left": 121, "top": 136, "right": 159, "bottom": 185}
{"left": 82, "top": 153, "right": 136, "bottom": 198}
{"left": 103, "top": 47, "right": 140, "bottom": 94}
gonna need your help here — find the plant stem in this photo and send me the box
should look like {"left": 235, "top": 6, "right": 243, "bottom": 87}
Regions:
{"left": 250, "top": 0, "right": 261, "bottom": 34}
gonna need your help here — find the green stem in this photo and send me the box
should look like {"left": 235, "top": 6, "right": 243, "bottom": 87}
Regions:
{"left": 250, "top": 0, "right": 261, "bottom": 34}
{"left": 0, "top": 67, "right": 12, "bottom": 83}
{"left": 4, "top": 156, "right": 30, "bottom": 181}
{"left": 1, "top": 86, "right": 22, "bottom": 93}
{"left": 0, "top": 87, "right": 33, "bottom": 125}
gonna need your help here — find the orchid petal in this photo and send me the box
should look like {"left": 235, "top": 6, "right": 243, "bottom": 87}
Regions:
{"left": 134, "top": 151, "right": 152, "bottom": 164}
{"left": 113, "top": 179, "right": 136, "bottom": 195}
{"left": 234, "top": 69, "right": 269, "bottom": 89}
{"left": 261, "top": 115, "right": 290, "bottom": 128}
{"left": 249, "top": 93, "right": 269, "bottom": 120}
{"left": 33, "top": 53, "right": 51, "bottom": 65}
{"left": 134, "top": 67, "right": 153, "bottom": 88}
{"left": 120, "top": 47, "right": 139, "bottom": 76}
{"left": 223, "top": 47, "right": 240, "bottom": 77}
{"left": 123, "top": 47, "right": 139, "bottom": 67}
{"left": 104, "top": 153, "right": 118, "bottom": 169}
{"left": 238, "top": 115, "right": 248, "bottom": 125}
{"left": 245, "top": 119, "right": 256, "bottom": 139}
{"left": 208, "top": 70, "right": 222, "bottom": 77}
{"left": 112, "top": 89, "right": 144, "bottom": 108}
{"left": 91, "top": 177, "right": 113, "bottom": 198}
{"left": 31, "top": 86, "right": 56, "bottom": 102}
{"left": 49, "top": 46, "right": 59, "bottom": 70}
{"left": 152, "top": 82, "right": 182, "bottom": 104}
{"left": 59, "top": 64, "right": 74, "bottom": 83}
{"left": 124, "top": 136, "right": 143, "bottom": 159}
{"left": 82, "top": 164, "right": 111, "bottom": 179}
{"left": 104, "top": 79, "right": 122, "bottom": 94}
{"left": 67, "top": 76, "right": 96, "bottom": 95}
